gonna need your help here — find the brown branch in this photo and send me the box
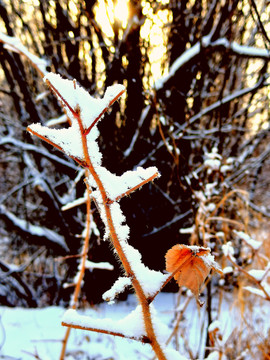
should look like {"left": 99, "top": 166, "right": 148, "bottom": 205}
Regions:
{"left": 61, "top": 321, "right": 151, "bottom": 343}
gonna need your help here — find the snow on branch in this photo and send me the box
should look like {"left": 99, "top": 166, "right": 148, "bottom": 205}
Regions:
{"left": 154, "top": 42, "right": 200, "bottom": 90}
{"left": 62, "top": 306, "right": 147, "bottom": 341}
{"left": 0, "top": 32, "right": 49, "bottom": 76}
{"left": 0, "top": 136, "right": 78, "bottom": 171}
{"left": 0, "top": 204, "right": 69, "bottom": 251}
{"left": 155, "top": 33, "right": 269, "bottom": 90}
{"left": 211, "top": 38, "right": 270, "bottom": 58}
{"left": 102, "top": 276, "right": 132, "bottom": 302}
{"left": 233, "top": 230, "right": 262, "bottom": 250}
{"left": 27, "top": 72, "right": 208, "bottom": 359}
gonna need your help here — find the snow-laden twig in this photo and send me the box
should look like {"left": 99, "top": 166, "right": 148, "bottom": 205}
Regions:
{"left": 0, "top": 204, "right": 69, "bottom": 251}
{"left": 0, "top": 32, "right": 49, "bottom": 76}
{"left": 0, "top": 136, "right": 78, "bottom": 171}
{"left": 27, "top": 73, "right": 177, "bottom": 360}
{"left": 154, "top": 33, "right": 269, "bottom": 90}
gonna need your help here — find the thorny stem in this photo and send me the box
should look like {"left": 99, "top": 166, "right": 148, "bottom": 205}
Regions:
{"left": 54, "top": 104, "right": 168, "bottom": 359}
{"left": 84, "top": 149, "right": 166, "bottom": 359}
{"left": 59, "top": 182, "right": 92, "bottom": 360}
{"left": 28, "top": 78, "right": 167, "bottom": 359}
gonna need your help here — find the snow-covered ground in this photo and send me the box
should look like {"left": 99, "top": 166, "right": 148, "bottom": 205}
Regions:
{"left": 0, "top": 292, "right": 269, "bottom": 360}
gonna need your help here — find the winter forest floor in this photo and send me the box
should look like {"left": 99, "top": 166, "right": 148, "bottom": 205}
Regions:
{"left": 0, "top": 290, "right": 270, "bottom": 360}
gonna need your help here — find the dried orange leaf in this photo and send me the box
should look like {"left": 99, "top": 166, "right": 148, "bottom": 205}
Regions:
{"left": 165, "top": 244, "right": 222, "bottom": 304}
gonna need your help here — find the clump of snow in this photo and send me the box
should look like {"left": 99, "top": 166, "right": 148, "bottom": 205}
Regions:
{"left": 204, "top": 147, "right": 222, "bottom": 173}
{"left": 179, "top": 225, "right": 194, "bottom": 234}
{"left": 96, "top": 166, "right": 159, "bottom": 201}
{"left": 122, "top": 242, "right": 169, "bottom": 297}
{"left": 62, "top": 305, "right": 146, "bottom": 339}
{"left": 201, "top": 253, "right": 223, "bottom": 274}
{"left": 233, "top": 230, "right": 261, "bottom": 250}
{"left": 83, "top": 260, "right": 114, "bottom": 271}
{"left": 109, "top": 202, "right": 130, "bottom": 242}
{"left": 43, "top": 73, "right": 125, "bottom": 130}
{"left": 208, "top": 320, "right": 221, "bottom": 332}
{"left": 222, "top": 242, "right": 235, "bottom": 259}
{"left": 206, "top": 202, "right": 216, "bottom": 212}
{"left": 223, "top": 266, "right": 234, "bottom": 275}
{"left": 189, "top": 245, "right": 210, "bottom": 254}
{"left": 28, "top": 122, "right": 86, "bottom": 161}
{"left": 248, "top": 269, "right": 266, "bottom": 281}
{"left": 103, "top": 277, "right": 132, "bottom": 302}
{"left": 205, "top": 182, "right": 218, "bottom": 197}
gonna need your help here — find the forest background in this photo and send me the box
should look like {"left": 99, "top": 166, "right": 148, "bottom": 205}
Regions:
{"left": 0, "top": 0, "right": 269, "bottom": 315}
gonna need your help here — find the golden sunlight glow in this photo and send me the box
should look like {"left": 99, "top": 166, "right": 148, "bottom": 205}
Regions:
{"left": 114, "top": 0, "right": 129, "bottom": 27}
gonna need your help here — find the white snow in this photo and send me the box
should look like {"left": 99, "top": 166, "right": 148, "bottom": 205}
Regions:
{"left": 154, "top": 33, "right": 270, "bottom": 90}
{"left": 222, "top": 266, "right": 234, "bottom": 274}
{"left": 1, "top": 292, "right": 269, "bottom": 359}
{"left": 102, "top": 277, "right": 132, "bottom": 302}
{"left": 43, "top": 73, "right": 125, "bottom": 131}
{"left": 243, "top": 286, "right": 268, "bottom": 298}
{"left": 222, "top": 242, "right": 235, "bottom": 259}
{"left": 179, "top": 225, "right": 195, "bottom": 234}
{"left": 61, "top": 195, "right": 86, "bottom": 211}
{"left": 62, "top": 305, "right": 146, "bottom": 339}
{"left": 121, "top": 242, "right": 169, "bottom": 297}
{"left": 96, "top": 166, "right": 159, "bottom": 201}
{"left": 83, "top": 260, "right": 114, "bottom": 271}
{"left": 0, "top": 204, "right": 68, "bottom": 251}
{"left": 45, "top": 114, "right": 68, "bottom": 127}
{"left": 233, "top": 230, "right": 262, "bottom": 250}
{"left": 208, "top": 320, "right": 221, "bottom": 332}
{"left": 154, "top": 42, "right": 200, "bottom": 90}
{"left": 248, "top": 269, "right": 266, "bottom": 281}
{"left": 0, "top": 32, "right": 49, "bottom": 75}
{"left": 28, "top": 121, "right": 86, "bottom": 160}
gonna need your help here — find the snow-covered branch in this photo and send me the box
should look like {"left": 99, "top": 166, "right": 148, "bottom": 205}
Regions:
{"left": 155, "top": 34, "right": 269, "bottom": 90}
{"left": 0, "top": 204, "right": 69, "bottom": 251}
{"left": 0, "top": 32, "right": 49, "bottom": 76}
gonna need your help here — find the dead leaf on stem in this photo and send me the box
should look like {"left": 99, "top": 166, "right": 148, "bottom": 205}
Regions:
{"left": 165, "top": 244, "right": 222, "bottom": 304}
